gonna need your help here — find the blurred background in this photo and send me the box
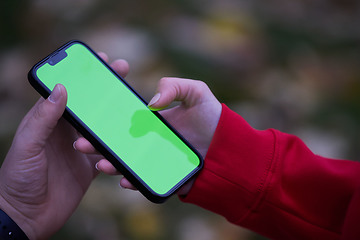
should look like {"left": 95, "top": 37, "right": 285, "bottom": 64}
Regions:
{"left": 1, "top": 0, "right": 360, "bottom": 239}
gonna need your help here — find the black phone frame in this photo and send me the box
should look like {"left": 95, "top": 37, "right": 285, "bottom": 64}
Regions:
{"left": 27, "top": 40, "right": 204, "bottom": 203}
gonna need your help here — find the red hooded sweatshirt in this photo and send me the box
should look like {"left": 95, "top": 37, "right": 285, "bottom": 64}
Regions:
{"left": 182, "top": 104, "right": 360, "bottom": 239}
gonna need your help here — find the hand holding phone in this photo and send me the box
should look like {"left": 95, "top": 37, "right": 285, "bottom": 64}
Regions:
{"left": 28, "top": 40, "right": 204, "bottom": 203}
{"left": 86, "top": 77, "right": 223, "bottom": 196}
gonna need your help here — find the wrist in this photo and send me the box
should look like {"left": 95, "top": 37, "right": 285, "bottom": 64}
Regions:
{"left": 0, "top": 195, "right": 35, "bottom": 240}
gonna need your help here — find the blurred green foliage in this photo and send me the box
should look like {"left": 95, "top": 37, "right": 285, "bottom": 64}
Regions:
{"left": 1, "top": 0, "right": 360, "bottom": 239}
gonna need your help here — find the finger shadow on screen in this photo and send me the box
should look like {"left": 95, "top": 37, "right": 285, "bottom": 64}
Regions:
{"left": 129, "top": 109, "right": 195, "bottom": 163}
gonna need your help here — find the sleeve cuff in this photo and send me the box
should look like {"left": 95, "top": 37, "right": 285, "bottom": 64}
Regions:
{"left": 180, "top": 104, "right": 277, "bottom": 224}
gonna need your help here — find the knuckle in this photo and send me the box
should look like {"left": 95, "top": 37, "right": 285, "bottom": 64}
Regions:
{"left": 194, "top": 79, "right": 209, "bottom": 89}
{"left": 191, "top": 80, "right": 209, "bottom": 97}
{"left": 159, "top": 77, "right": 172, "bottom": 86}
{"left": 32, "top": 103, "right": 46, "bottom": 122}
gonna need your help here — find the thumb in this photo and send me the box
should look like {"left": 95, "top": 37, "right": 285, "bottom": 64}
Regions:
{"left": 15, "top": 84, "right": 67, "bottom": 152}
{"left": 148, "top": 77, "right": 210, "bottom": 110}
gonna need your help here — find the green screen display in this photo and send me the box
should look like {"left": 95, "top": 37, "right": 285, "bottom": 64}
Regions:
{"left": 35, "top": 42, "right": 201, "bottom": 196}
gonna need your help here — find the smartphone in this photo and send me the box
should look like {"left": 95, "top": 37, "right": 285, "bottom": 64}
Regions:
{"left": 28, "top": 40, "right": 203, "bottom": 203}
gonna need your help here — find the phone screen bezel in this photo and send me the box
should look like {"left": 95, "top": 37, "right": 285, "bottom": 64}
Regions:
{"left": 27, "top": 40, "right": 204, "bottom": 203}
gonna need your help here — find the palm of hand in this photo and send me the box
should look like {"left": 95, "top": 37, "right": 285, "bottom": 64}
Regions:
{"left": 0, "top": 119, "right": 99, "bottom": 239}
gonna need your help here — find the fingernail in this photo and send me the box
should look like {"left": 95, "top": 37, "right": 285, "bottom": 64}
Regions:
{"left": 73, "top": 140, "right": 77, "bottom": 150}
{"left": 48, "top": 84, "right": 62, "bottom": 103}
{"left": 95, "top": 162, "right": 100, "bottom": 171}
{"left": 119, "top": 182, "right": 125, "bottom": 189}
{"left": 148, "top": 93, "right": 161, "bottom": 107}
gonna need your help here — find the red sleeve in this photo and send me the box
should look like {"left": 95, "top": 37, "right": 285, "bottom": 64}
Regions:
{"left": 181, "top": 104, "right": 360, "bottom": 239}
